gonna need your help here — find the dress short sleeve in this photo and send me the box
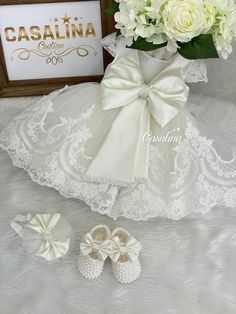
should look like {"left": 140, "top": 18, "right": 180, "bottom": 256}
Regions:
{"left": 186, "top": 60, "right": 208, "bottom": 83}
{"left": 101, "top": 33, "right": 119, "bottom": 57}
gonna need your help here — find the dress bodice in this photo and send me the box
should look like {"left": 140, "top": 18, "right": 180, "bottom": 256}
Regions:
{"left": 101, "top": 34, "right": 208, "bottom": 84}
{"left": 138, "top": 50, "right": 177, "bottom": 83}
{"left": 109, "top": 36, "right": 194, "bottom": 85}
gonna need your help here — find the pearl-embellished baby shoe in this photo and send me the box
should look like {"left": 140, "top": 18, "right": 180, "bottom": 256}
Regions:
{"left": 110, "top": 228, "right": 142, "bottom": 284}
{"left": 78, "top": 225, "right": 112, "bottom": 279}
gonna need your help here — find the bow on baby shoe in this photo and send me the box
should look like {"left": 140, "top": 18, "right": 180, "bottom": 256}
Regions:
{"left": 110, "top": 234, "right": 142, "bottom": 263}
{"left": 80, "top": 232, "right": 112, "bottom": 261}
{"left": 11, "top": 213, "right": 73, "bottom": 261}
{"left": 86, "top": 49, "right": 192, "bottom": 185}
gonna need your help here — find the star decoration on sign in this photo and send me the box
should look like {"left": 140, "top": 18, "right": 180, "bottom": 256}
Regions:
{"left": 62, "top": 14, "right": 71, "bottom": 24}
{"left": 74, "top": 16, "right": 79, "bottom": 21}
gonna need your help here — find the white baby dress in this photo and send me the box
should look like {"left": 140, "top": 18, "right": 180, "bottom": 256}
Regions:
{"left": 0, "top": 34, "right": 236, "bottom": 221}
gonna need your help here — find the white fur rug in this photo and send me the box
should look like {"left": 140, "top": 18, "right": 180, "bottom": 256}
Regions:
{"left": 0, "top": 95, "right": 236, "bottom": 314}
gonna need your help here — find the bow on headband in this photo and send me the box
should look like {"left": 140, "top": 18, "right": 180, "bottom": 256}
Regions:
{"left": 11, "top": 213, "right": 72, "bottom": 261}
{"left": 86, "top": 50, "right": 192, "bottom": 185}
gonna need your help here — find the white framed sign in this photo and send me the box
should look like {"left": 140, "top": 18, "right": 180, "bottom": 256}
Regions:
{"left": 0, "top": 0, "right": 114, "bottom": 97}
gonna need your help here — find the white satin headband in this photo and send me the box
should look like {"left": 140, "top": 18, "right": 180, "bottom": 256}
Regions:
{"left": 11, "top": 213, "right": 73, "bottom": 261}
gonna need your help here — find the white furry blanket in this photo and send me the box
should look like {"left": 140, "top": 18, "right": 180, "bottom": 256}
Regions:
{"left": 0, "top": 96, "right": 236, "bottom": 314}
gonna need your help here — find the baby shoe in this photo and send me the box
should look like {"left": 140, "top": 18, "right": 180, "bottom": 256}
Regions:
{"left": 110, "top": 228, "right": 142, "bottom": 284}
{"left": 78, "top": 225, "right": 112, "bottom": 279}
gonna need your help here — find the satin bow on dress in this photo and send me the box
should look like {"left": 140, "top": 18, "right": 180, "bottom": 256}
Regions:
{"left": 86, "top": 50, "right": 193, "bottom": 185}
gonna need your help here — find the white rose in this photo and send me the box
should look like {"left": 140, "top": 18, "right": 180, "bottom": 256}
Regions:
{"left": 161, "top": 0, "right": 206, "bottom": 42}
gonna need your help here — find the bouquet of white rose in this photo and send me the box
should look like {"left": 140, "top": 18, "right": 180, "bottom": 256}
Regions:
{"left": 106, "top": 0, "right": 236, "bottom": 59}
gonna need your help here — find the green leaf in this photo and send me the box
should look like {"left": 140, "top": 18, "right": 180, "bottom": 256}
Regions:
{"left": 128, "top": 37, "right": 167, "bottom": 51}
{"left": 178, "top": 34, "right": 219, "bottom": 59}
{"left": 116, "top": 29, "right": 121, "bottom": 37}
{"left": 105, "top": 3, "right": 119, "bottom": 15}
